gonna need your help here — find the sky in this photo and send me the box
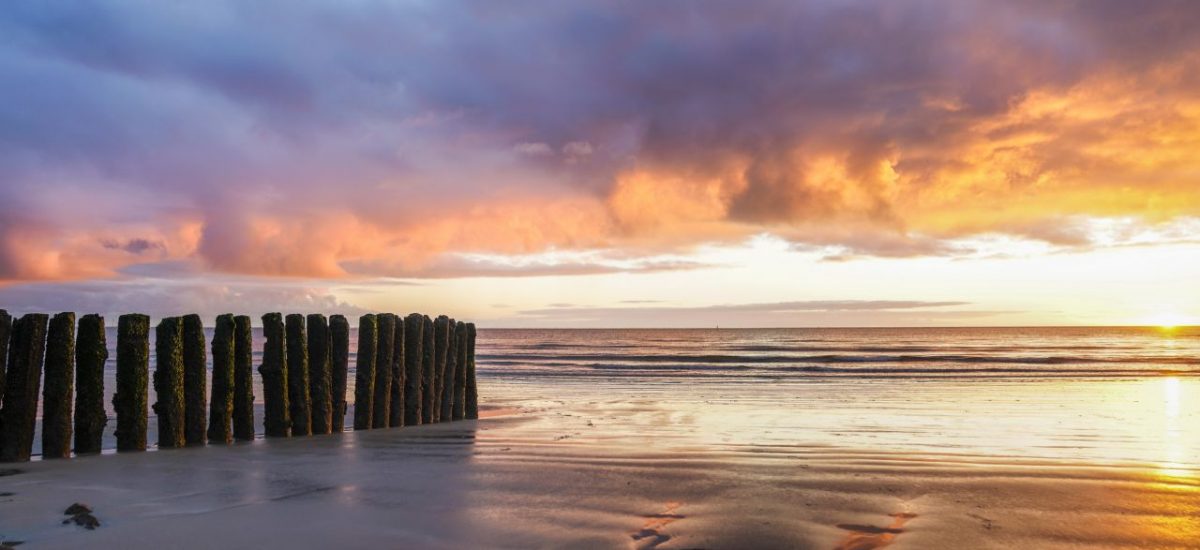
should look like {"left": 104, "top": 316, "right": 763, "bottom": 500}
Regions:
{"left": 1, "top": 0, "right": 1199, "bottom": 327}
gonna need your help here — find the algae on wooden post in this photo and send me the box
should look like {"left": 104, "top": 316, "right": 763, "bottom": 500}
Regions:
{"left": 372, "top": 313, "right": 395, "bottom": 428}
{"left": 42, "top": 312, "right": 76, "bottom": 459}
{"left": 232, "top": 315, "right": 255, "bottom": 441}
{"left": 307, "top": 314, "right": 332, "bottom": 435}
{"left": 285, "top": 314, "right": 311, "bottom": 436}
{"left": 439, "top": 319, "right": 458, "bottom": 422}
{"left": 453, "top": 321, "right": 468, "bottom": 421}
{"left": 389, "top": 316, "right": 406, "bottom": 428}
{"left": 330, "top": 315, "right": 350, "bottom": 432}
{"left": 74, "top": 314, "right": 108, "bottom": 454}
{"left": 182, "top": 314, "right": 207, "bottom": 446}
{"left": 353, "top": 314, "right": 377, "bottom": 430}
{"left": 0, "top": 310, "right": 10, "bottom": 413}
{"left": 208, "top": 314, "right": 235, "bottom": 444}
{"left": 430, "top": 316, "right": 450, "bottom": 423}
{"left": 153, "top": 317, "right": 186, "bottom": 449}
{"left": 113, "top": 314, "right": 149, "bottom": 451}
{"left": 466, "top": 323, "right": 479, "bottom": 419}
{"left": 0, "top": 314, "right": 48, "bottom": 462}
{"left": 421, "top": 315, "right": 436, "bottom": 424}
{"left": 259, "top": 313, "right": 290, "bottom": 437}
{"left": 403, "top": 313, "right": 424, "bottom": 426}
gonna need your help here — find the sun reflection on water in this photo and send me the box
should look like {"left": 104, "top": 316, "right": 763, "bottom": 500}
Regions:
{"left": 1157, "top": 377, "right": 1189, "bottom": 479}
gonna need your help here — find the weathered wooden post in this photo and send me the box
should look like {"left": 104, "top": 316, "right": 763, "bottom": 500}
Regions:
{"left": 285, "top": 314, "right": 311, "bottom": 436}
{"left": 453, "top": 321, "right": 467, "bottom": 421}
{"left": 372, "top": 313, "right": 395, "bottom": 428}
{"left": 403, "top": 313, "right": 424, "bottom": 426}
{"left": 74, "top": 314, "right": 107, "bottom": 454}
{"left": 260, "top": 313, "right": 290, "bottom": 437}
{"left": 153, "top": 317, "right": 185, "bottom": 449}
{"left": 208, "top": 314, "right": 235, "bottom": 444}
{"left": 0, "top": 314, "right": 48, "bottom": 462}
{"left": 353, "top": 314, "right": 377, "bottom": 430}
{"left": 439, "top": 319, "right": 458, "bottom": 422}
{"left": 0, "top": 310, "right": 10, "bottom": 414}
{"left": 421, "top": 315, "right": 435, "bottom": 424}
{"left": 466, "top": 323, "right": 478, "bottom": 419}
{"left": 388, "top": 315, "right": 406, "bottom": 428}
{"left": 308, "top": 314, "right": 332, "bottom": 435}
{"left": 232, "top": 315, "right": 255, "bottom": 441}
{"left": 430, "top": 316, "right": 450, "bottom": 423}
{"left": 114, "top": 314, "right": 149, "bottom": 451}
{"left": 42, "top": 312, "right": 75, "bottom": 459}
{"left": 330, "top": 315, "right": 350, "bottom": 432}
{"left": 182, "top": 314, "right": 207, "bottom": 446}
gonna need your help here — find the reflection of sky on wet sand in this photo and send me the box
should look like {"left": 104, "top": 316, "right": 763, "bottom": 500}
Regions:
{"left": 481, "top": 375, "right": 1200, "bottom": 476}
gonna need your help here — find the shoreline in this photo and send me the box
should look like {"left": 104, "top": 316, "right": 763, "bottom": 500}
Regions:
{"left": 3, "top": 407, "right": 1197, "bottom": 549}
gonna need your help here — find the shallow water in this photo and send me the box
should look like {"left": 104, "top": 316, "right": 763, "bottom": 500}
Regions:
{"left": 39, "top": 326, "right": 1200, "bottom": 471}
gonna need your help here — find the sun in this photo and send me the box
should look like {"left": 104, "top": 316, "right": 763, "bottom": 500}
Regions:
{"left": 1143, "top": 313, "right": 1191, "bottom": 331}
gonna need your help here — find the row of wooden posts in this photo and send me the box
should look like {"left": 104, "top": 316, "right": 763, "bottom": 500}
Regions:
{"left": 0, "top": 309, "right": 478, "bottom": 462}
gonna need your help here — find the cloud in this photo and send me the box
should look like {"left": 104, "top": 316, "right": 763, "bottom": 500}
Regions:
{"left": 0, "top": 0, "right": 1198, "bottom": 285}
{"left": 507, "top": 299, "right": 997, "bottom": 328}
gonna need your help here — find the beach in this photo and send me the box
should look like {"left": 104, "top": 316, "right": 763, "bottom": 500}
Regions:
{"left": 2, "top": 328, "right": 1198, "bottom": 548}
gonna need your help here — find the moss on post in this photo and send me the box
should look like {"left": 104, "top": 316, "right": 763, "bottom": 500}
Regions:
{"left": 453, "top": 321, "right": 467, "bottom": 421}
{"left": 285, "top": 314, "right": 311, "bottom": 436}
{"left": 208, "top": 314, "right": 235, "bottom": 444}
{"left": 308, "top": 314, "right": 332, "bottom": 435}
{"left": 232, "top": 315, "right": 256, "bottom": 441}
{"left": 439, "top": 319, "right": 458, "bottom": 423}
{"left": 403, "top": 313, "right": 424, "bottom": 426}
{"left": 74, "top": 314, "right": 108, "bottom": 454}
{"left": 182, "top": 314, "right": 207, "bottom": 446}
{"left": 388, "top": 316, "right": 406, "bottom": 428}
{"left": 353, "top": 314, "right": 377, "bottom": 430}
{"left": 259, "top": 313, "right": 290, "bottom": 437}
{"left": 421, "top": 315, "right": 436, "bottom": 424}
{"left": 430, "top": 316, "right": 450, "bottom": 423}
{"left": 0, "top": 314, "right": 48, "bottom": 462}
{"left": 114, "top": 314, "right": 149, "bottom": 452}
{"left": 153, "top": 317, "right": 185, "bottom": 449}
{"left": 0, "top": 310, "right": 10, "bottom": 416}
{"left": 466, "top": 323, "right": 478, "bottom": 420}
{"left": 330, "top": 315, "right": 350, "bottom": 432}
{"left": 372, "top": 313, "right": 395, "bottom": 428}
{"left": 42, "top": 312, "right": 76, "bottom": 459}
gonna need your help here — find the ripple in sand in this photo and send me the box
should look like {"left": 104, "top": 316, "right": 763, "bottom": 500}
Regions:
{"left": 834, "top": 512, "right": 917, "bottom": 550}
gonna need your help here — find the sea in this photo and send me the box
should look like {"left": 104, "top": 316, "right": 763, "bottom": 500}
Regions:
{"left": 31, "top": 326, "right": 1200, "bottom": 471}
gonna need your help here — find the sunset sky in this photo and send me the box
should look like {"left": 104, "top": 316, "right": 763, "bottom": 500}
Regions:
{"left": 1, "top": 1, "right": 1198, "bottom": 327}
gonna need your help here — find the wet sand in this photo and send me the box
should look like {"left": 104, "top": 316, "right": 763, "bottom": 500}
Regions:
{"left": 3, "top": 394, "right": 1198, "bottom": 549}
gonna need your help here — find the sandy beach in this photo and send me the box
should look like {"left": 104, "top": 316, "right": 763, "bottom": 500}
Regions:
{"left": 4, "top": 370, "right": 1198, "bottom": 549}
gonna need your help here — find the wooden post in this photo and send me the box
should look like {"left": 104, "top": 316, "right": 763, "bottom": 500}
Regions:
{"left": 430, "top": 316, "right": 450, "bottom": 423}
{"left": 42, "top": 312, "right": 75, "bottom": 459}
{"left": 232, "top": 315, "right": 256, "bottom": 441}
{"left": 403, "top": 313, "right": 424, "bottom": 426}
{"left": 372, "top": 313, "right": 394, "bottom": 428}
{"left": 285, "top": 314, "right": 311, "bottom": 436}
{"left": 259, "top": 313, "right": 290, "bottom": 437}
{"left": 453, "top": 321, "right": 467, "bottom": 421}
{"left": 0, "top": 314, "right": 48, "bottom": 462}
{"left": 330, "top": 315, "right": 349, "bottom": 432}
{"left": 153, "top": 317, "right": 185, "bottom": 449}
{"left": 0, "top": 310, "right": 10, "bottom": 417}
{"left": 74, "top": 314, "right": 108, "bottom": 454}
{"left": 208, "top": 314, "right": 235, "bottom": 444}
{"left": 353, "top": 314, "right": 377, "bottom": 430}
{"left": 307, "top": 314, "right": 332, "bottom": 435}
{"left": 439, "top": 319, "right": 458, "bottom": 422}
{"left": 114, "top": 314, "right": 149, "bottom": 452}
{"left": 388, "top": 315, "right": 405, "bottom": 428}
{"left": 182, "top": 314, "right": 207, "bottom": 446}
{"left": 420, "top": 315, "right": 435, "bottom": 424}
{"left": 466, "top": 323, "right": 478, "bottom": 419}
